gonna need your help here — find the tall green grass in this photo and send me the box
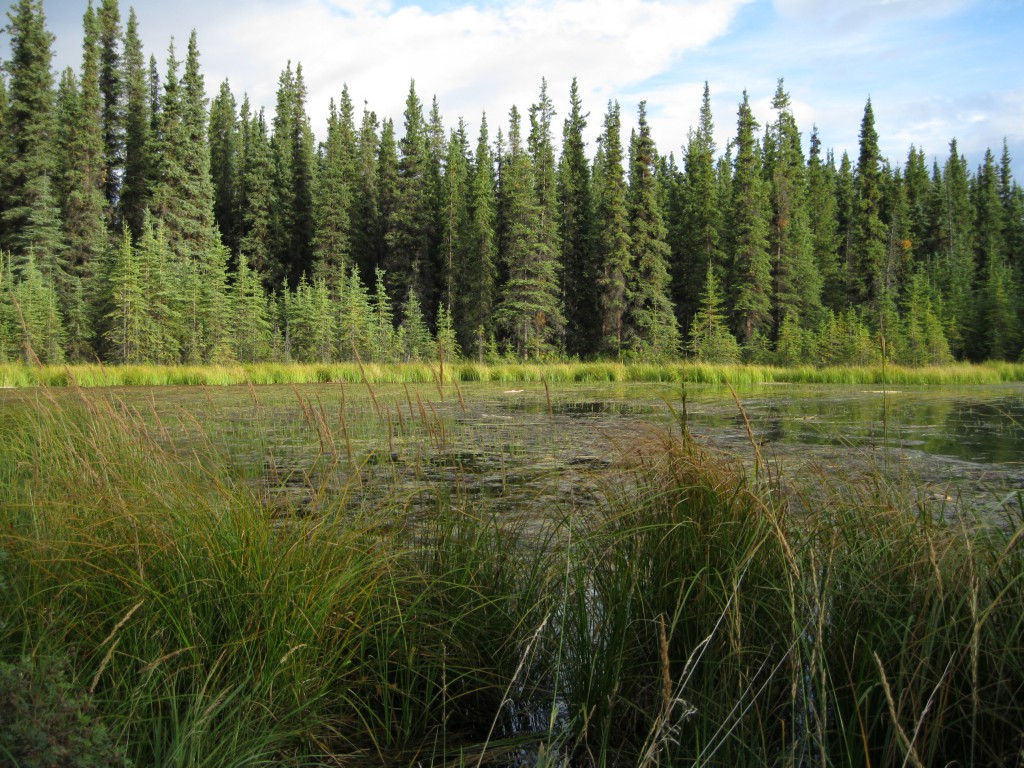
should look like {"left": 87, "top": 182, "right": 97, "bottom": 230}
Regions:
{"left": 2, "top": 384, "right": 1022, "bottom": 766}
{"left": 4, "top": 359, "right": 1024, "bottom": 388}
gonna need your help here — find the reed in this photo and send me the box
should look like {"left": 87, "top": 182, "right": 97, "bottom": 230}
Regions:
{"left": 2, "top": 382, "right": 1022, "bottom": 766}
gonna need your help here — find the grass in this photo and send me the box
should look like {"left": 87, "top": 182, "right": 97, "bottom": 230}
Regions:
{"left": 4, "top": 359, "right": 1024, "bottom": 388}
{"left": 1, "top": 381, "right": 1023, "bottom": 766}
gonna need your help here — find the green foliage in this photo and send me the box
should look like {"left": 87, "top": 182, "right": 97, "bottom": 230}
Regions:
{"left": 0, "top": 656, "right": 130, "bottom": 768}
{"left": 1, "top": 0, "right": 63, "bottom": 262}
{"left": 494, "top": 105, "right": 564, "bottom": 359}
{"left": 625, "top": 102, "right": 679, "bottom": 360}
{"left": 435, "top": 300, "right": 459, "bottom": 361}
{"left": 687, "top": 263, "right": 739, "bottom": 363}
{"left": 558, "top": 78, "right": 596, "bottom": 357}
{"left": 593, "top": 101, "right": 631, "bottom": 358}
{"left": 728, "top": 92, "right": 772, "bottom": 344}
{"left": 454, "top": 115, "right": 497, "bottom": 351}
{"left": 399, "top": 286, "right": 433, "bottom": 361}
{"left": 670, "top": 82, "right": 720, "bottom": 338}
{"left": 0, "top": 7, "right": 1019, "bottom": 369}
{"left": 118, "top": 8, "right": 151, "bottom": 240}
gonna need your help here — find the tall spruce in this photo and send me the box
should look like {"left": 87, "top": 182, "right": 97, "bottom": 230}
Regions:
{"left": 851, "top": 99, "right": 887, "bottom": 306}
{"left": 208, "top": 79, "right": 238, "bottom": 255}
{"left": 834, "top": 151, "right": 856, "bottom": 307}
{"left": 807, "top": 129, "right": 843, "bottom": 311}
{"left": 376, "top": 117, "right": 399, "bottom": 301}
{"left": 593, "top": 100, "right": 631, "bottom": 357}
{"left": 494, "top": 105, "right": 563, "bottom": 358}
{"left": 385, "top": 81, "right": 435, "bottom": 317}
{"left": 312, "top": 94, "right": 353, "bottom": 289}
{"left": 728, "top": 91, "right": 772, "bottom": 345}
{"left": 764, "top": 80, "right": 820, "bottom": 335}
{"left": 350, "top": 104, "right": 382, "bottom": 286}
{"left": 1, "top": 0, "right": 63, "bottom": 267}
{"left": 625, "top": 101, "right": 679, "bottom": 359}
{"left": 439, "top": 120, "right": 470, "bottom": 313}
{"left": 973, "top": 148, "right": 1016, "bottom": 358}
{"left": 97, "top": 0, "right": 122, "bottom": 217}
{"left": 118, "top": 8, "right": 149, "bottom": 239}
{"left": 237, "top": 105, "right": 274, "bottom": 286}
{"left": 455, "top": 114, "right": 498, "bottom": 353}
{"left": 58, "top": 4, "right": 109, "bottom": 358}
{"left": 558, "top": 78, "right": 596, "bottom": 356}
{"left": 270, "top": 62, "right": 316, "bottom": 288}
{"left": 934, "top": 140, "right": 976, "bottom": 355}
{"left": 903, "top": 145, "right": 932, "bottom": 266}
{"left": 673, "top": 82, "right": 720, "bottom": 338}
{"left": 527, "top": 78, "right": 561, "bottom": 342}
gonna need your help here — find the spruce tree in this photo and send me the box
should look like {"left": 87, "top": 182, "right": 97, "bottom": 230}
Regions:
{"left": 58, "top": 4, "right": 109, "bottom": 359}
{"left": 1, "top": 0, "right": 63, "bottom": 268}
{"left": 336, "top": 266, "right": 373, "bottom": 360}
{"left": 119, "top": 8, "right": 150, "bottom": 239}
{"left": 312, "top": 95, "right": 352, "bottom": 289}
{"left": 672, "top": 82, "right": 720, "bottom": 338}
{"left": 439, "top": 120, "right": 470, "bottom": 313}
{"left": 625, "top": 101, "right": 679, "bottom": 359}
{"left": 376, "top": 117, "right": 399, "bottom": 298}
{"left": 385, "top": 81, "right": 435, "bottom": 317}
{"left": 851, "top": 99, "right": 887, "bottom": 305}
{"left": 11, "top": 250, "right": 65, "bottom": 363}
{"left": 270, "top": 62, "right": 316, "bottom": 287}
{"left": 104, "top": 224, "right": 142, "bottom": 362}
{"left": 230, "top": 253, "right": 272, "bottom": 362}
{"left": 687, "top": 262, "right": 739, "bottom": 363}
{"left": 209, "top": 79, "right": 238, "bottom": 254}
{"left": 370, "top": 268, "right": 396, "bottom": 361}
{"left": 351, "top": 105, "right": 382, "bottom": 287}
{"left": 903, "top": 145, "right": 932, "bottom": 266}
{"left": 807, "top": 129, "right": 843, "bottom": 312}
{"left": 494, "top": 105, "right": 563, "bottom": 358}
{"left": 399, "top": 286, "right": 433, "bottom": 361}
{"left": 455, "top": 114, "right": 498, "bottom": 354}
{"left": 728, "top": 92, "right": 772, "bottom": 345}
{"left": 558, "top": 78, "right": 596, "bottom": 356}
{"left": 97, "top": 0, "right": 122, "bottom": 217}
{"left": 135, "top": 217, "right": 181, "bottom": 363}
{"left": 238, "top": 105, "right": 274, "bottom": 287}
{"left": 764, "top": 80, "right": 820, "bottom": 336}
{"left": 593, "top": 100, "right": 631, "bottom": 357}
{"left": 833, "top": 151, "right": 856, "bottom": 308}
{"left": 527, "top": 78, "right": 561, "bottom": 341}
{"left": 934, "top": 140, "right": 976, "bottom": 356}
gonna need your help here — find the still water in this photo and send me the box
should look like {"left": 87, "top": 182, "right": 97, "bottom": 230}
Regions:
{"left": 4, "top": 381, "right": 1023, "bottom": 514}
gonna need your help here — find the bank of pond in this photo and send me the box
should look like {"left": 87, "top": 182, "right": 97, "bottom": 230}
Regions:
{"left": 3, "top": 359, "right": 1024, "bottom": 389}
{"left": 1, "top": 380, "right": 1022, "bottom": 766}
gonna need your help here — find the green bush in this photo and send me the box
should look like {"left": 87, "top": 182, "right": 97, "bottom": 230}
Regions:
{"left": 0, "top": 656, "right": 131, "bottom": 768}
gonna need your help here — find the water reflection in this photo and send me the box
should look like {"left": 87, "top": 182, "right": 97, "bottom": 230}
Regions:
{"left": 689, "top": 386, "right": 1024, "bottom": 465}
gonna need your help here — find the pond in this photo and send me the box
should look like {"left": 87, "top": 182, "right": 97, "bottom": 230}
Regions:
{"left": 4, "top": 380, "right": 1023, "bottom": 517}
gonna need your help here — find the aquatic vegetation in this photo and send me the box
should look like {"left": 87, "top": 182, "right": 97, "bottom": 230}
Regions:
{"left": 3, "top": 360, "right": 1024, "bottom": 388}
{"left": 1, "top": 382, "right": 1022, "bottom": 766}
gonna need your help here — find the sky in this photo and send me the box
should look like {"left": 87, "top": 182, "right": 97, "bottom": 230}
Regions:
{"left": 10, "top": 0, "right": 1024, "bottom": 171}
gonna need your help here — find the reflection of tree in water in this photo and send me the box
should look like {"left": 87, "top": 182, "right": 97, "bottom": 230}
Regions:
{"left": 938, "top": 397, "right": 1024, "bottom": 464}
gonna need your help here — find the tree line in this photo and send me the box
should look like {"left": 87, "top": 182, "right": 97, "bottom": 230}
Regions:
{"left": 2, "top": 0, "right": 1022, "bottom": 367}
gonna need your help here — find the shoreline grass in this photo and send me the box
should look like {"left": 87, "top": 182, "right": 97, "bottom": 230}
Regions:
{"left": 2, "top": 385, "right": 1023, "bottom": 766}
{"left": 3, "top": 359, "right": 1024, "bottom": 389}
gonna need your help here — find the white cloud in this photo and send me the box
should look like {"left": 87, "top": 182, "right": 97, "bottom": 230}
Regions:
{"left": 772, "top": 0, "right": 973, "bottom": 29}
{"left": 190, "top": 0, "right": 752, "bottom": 140}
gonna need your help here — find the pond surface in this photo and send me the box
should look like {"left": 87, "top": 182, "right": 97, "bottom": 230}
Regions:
{"left": 4, "top": 380, "right": 1023, "bottom": 517}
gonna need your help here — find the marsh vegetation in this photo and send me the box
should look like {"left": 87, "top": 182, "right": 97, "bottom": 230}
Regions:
{"left": 1, "top": 378, "right": 1023, "bottom": 766}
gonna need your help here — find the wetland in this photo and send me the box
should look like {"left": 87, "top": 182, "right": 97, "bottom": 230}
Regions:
{"left": 2, "top": 377, "right": 1023, "bottom": 766}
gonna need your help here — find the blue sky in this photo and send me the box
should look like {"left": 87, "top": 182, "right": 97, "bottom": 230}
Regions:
{"left": 16, "top": 0, "right": 1024, "bottom": 171}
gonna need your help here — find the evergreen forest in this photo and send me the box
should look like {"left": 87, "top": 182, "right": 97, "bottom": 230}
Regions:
{"left": 2, "top": 0, "right": 1023, "bottom": 368}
